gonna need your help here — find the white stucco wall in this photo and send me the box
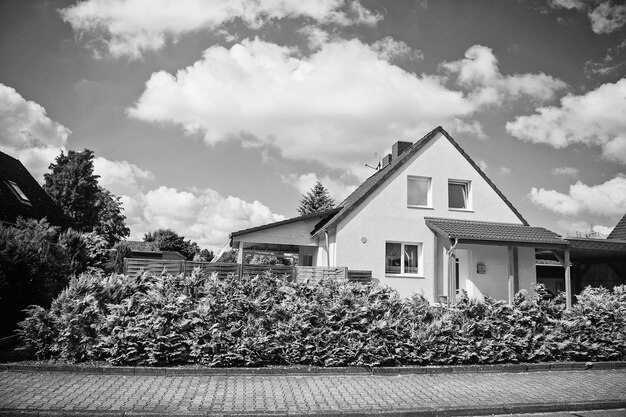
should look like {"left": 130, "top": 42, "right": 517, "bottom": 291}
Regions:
{"left": 333, "top": 132, "right": 526, "bottom": 301}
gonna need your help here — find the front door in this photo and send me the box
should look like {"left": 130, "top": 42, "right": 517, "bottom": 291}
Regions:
{"left": 454, "top": 250, "right": 470, "bottom": 298}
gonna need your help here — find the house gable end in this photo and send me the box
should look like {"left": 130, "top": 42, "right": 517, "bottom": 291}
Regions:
{"left": 315, "top": 126, "right": 527, "bottom": 237}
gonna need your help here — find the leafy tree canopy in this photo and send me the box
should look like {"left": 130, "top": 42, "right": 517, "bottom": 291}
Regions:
{"left": 43, "top": 149, "right": 129, "bottom": 246}
{"left": 143, "top": 229, "right": 201, "bottom": 260}
{"left": 297, "top": 181, "right": 335, "bottom": 216}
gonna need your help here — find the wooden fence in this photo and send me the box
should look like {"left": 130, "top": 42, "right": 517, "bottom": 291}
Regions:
{"left": 123, "top": 259, "right": 370, "bottom": 283}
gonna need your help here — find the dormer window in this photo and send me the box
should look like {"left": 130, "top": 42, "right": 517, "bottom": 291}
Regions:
{"left": 448, "top": 180, "right": 471, "bottom": 210}
{"left": 6, "top": 180, "right": 31, "bottom": 205}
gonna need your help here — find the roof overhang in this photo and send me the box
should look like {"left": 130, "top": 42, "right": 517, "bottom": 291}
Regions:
{"left": 231, "top": 208, "right": 340, "bottom": 239}
{"left": 425, "top": 217, "right": 567, "bottom": 249}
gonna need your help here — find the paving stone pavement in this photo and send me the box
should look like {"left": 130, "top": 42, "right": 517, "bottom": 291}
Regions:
{"left": 0, "top": 368, "right": 625, "bottom": 416}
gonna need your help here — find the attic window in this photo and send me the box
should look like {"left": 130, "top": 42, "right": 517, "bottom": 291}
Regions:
{"left": 448, "top": 180, "right": 471, "bottom": 210}
{"left": 407, "top": 176, "right": 432, "bottom": 208}
{"left": 6, "top": 180, "right": 31, "bottom": 205}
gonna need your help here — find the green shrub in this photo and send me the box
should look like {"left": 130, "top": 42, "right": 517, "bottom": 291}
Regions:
{"left": 0, "top": 218, "right": 70, "bottom": 337}
{"left": 17, "top": 272, "right": 626, "bottom": 367}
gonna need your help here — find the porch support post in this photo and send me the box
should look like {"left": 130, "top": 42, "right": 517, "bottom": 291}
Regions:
{"left": 507, "top": 246, "right": 515, "bottom": 307}
{"left": 564, "top": 248, "right": 572, "bottom": 309}
{"left": 447, "top": 253, "right": 454, "bottom": 305}
{"left": 325, "top": 231, "right": 330, "bottom": 267}
{"left": 236, "top": 241, "right": 244, "bottom": 264}
{"left": 445, "top": 238, "right": 459, "bottom": 306}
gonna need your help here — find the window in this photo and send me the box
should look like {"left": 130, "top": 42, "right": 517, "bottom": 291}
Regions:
{"left": 6, "top": 180, "right": 31, "bottom": 205}
{"left": 301, "top": 254, "right": 313, "bottom": 267}
{"left": 385, "top": 241, "right": 421, "bottom": 276}
{"left": 407, "top": 176, "right": 431, "bottom": 207}
{"left": 448, "top": 180, "right": 470, "bottom": 210}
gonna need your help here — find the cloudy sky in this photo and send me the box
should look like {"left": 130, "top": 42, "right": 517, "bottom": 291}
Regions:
{"left": 1, "top": 0, "right": 625, "bottom": 250}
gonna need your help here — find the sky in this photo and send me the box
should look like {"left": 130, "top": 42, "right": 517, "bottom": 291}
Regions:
{"left": 0, "top": 0, "right": 625, "bottom": 251}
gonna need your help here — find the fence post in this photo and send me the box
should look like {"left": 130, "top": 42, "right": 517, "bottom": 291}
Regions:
{"left": 123, "top": 258, "right": 128, "bottom": 275}
{"left": 182, "top": 260, "right": 186, "bottom": 276}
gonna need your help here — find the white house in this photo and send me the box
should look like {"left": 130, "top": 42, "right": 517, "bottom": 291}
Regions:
{"left": 230, "top": 126, "right": 567, "bottom": 304}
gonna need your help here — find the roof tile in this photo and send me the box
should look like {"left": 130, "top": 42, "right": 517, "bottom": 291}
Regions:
{"left": 608, "top": 213, "right": 626, "bottom": 240}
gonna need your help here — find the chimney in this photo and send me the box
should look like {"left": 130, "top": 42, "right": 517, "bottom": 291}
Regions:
{"left": 392, "top": 141, "right": 412, "bottom": 159}
{"left": 382, "top": 153, "right": 392, "bottom": 168}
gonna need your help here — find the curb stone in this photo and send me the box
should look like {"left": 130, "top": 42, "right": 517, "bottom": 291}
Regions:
{"left": 2, "top": 361, "right": 625, "bottom": 376}
{"left": 1, "top": 402, "right": 626, "bottom": 416}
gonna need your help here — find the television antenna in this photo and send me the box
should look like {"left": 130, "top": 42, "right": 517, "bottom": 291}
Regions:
{"left": 365, "top": 152, "right": 380, "bottom": 171}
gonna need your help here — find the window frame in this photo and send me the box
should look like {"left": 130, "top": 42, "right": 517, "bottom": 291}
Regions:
{"left": 385, "top": 241, "right": 423, "bottom": 277}
{"left": 6, "top": 180, "right": 31, "bottom": 205}
{"left": 407, "top": 175, "right": 432, "bottom": 209}
{"left": 448, "top": 179, "right": 472, "bottom": 211}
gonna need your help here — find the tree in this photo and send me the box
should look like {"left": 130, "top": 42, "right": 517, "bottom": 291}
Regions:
{"left": 93, "top": 188, "right": 130, "bottom": 246}
{"left": 194, "top": 249, "right": 214, "bottom": 262}
{"left": 297, "top": 181, "right": 335, "bottom": 215}
{"left": 44, "top": 150, "right": 100, "bottom": 231}
{"left": 43, "top": 149, "right": 129, "bottom": 246}
{"left": 143, "top": 229, "right": 200, "bottom": 260}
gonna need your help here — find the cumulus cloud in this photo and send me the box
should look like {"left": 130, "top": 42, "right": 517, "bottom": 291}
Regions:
{"left": 132, "top": 38, "right": 535, "bottom": 175}
{"left": 90, "top": 155, "right": 284, "bottom": 251}
{"left": 0, "top": 83, "right": 71, "bottom": 181}
{"left": 588, "top": 2, "right": 626, "bottom": 34}
{"left": 122, "top": 186, "right": 284, "bottom": 251}
{"left": 549, "top": 0, "right": 625, "bottom": 34}
{"left": 93, "top": 157, "right": 155, "bottom": 196}
{"left": 60, "top": 0, "right": 381, "bottom": 58}
{"left": 371, "top": 36, "right": 422, "bottom": 61}
{"left": 552, "top": 166, "right": 580, "bottom": 177}
{"left": 529, "top": 175, "right": 626, "bottom": 217}
{"left": 281, "top": 172, "right": 357, "bottom": 202}
{"left": 441, "top": 45, "right": 567, "bottom": 106}
{"left": 506, "top": 79, "right": 626, "bottom": 164}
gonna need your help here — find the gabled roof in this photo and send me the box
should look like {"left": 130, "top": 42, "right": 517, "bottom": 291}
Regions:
{"left": 0, "top": 151, "right": 72, "bottom": 228}
{"left": 313, "top": 126, "right": 527, "bottom": 236}
{"left": 607, "top": 213, "right": 626, "bottom": 240}
{"left": 425, "top": 217, "right": 565, "bottom": 248}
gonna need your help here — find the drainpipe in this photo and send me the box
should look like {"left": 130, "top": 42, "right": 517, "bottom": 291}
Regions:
{"left": 325, "top": 231, "right": 331, "bottom": 266}
{"left": 445, "top": 238, "right": 459, "bottom": 305}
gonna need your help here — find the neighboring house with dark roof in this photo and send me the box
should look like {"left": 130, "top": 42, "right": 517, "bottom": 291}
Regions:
{"left": 608, "top": 213, "right": 626, "bottom": 240}
{"left": 231, "top": 126, "right": 572, "bottom": 303}
{"left": 0, "top": 150, "right": 72, "bottom": 228}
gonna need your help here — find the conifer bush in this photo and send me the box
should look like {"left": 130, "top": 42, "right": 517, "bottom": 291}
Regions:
{"left": 17, "top": 271, "right": 626, "bottom": 367}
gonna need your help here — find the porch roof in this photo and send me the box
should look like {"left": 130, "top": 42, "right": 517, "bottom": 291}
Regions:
{"left": 425, "top": 217, "right": 566, "bottom": 249}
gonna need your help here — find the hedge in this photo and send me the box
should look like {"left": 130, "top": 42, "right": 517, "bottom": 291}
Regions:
{"left": 18, "top": 271, "right": 626, "bottom": 366}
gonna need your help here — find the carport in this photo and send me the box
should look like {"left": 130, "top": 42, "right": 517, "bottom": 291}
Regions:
{"left": 537, "top": 237, "right": 626, "bottom": 308}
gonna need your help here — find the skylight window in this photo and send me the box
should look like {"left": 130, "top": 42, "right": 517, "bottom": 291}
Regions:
{"left": 6, "top": 180, "right": 31, "bottom": 205}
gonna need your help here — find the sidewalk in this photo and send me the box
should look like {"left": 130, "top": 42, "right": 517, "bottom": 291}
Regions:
{"left": 1, "top": 365, "right": 625, "bottom": 416}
